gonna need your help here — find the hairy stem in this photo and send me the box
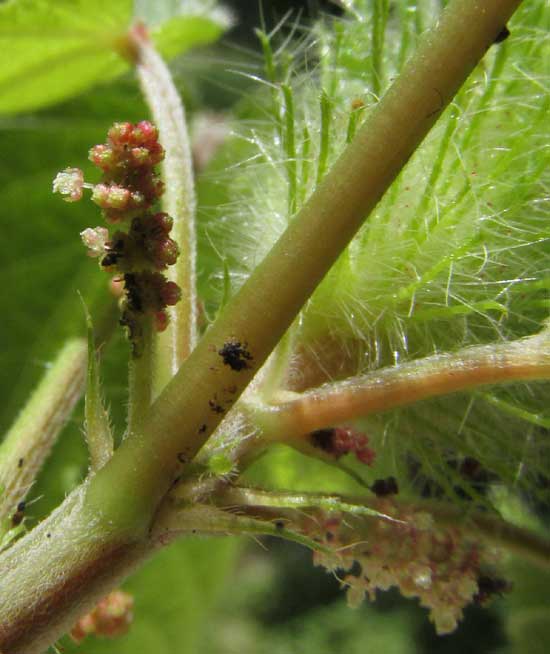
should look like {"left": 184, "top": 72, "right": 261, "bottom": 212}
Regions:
{"left": 84, "top": 307, "right": 113, "bottom": 471}
{"left": 127, "top": 317, "right": 154, "bottom": 435}
{"left": 0, "top": 339, "right": 86, "bottom": 524}
{"left": 251, "top": 327, "right": 550, "bottom": 439}
{"left": 151, "top": 502, "right": 330, "bottom": 554}
{"left": 217, "top": 487, "right": 550, "bottom": 570}
{"left": 0, "top": 484, "right": 151, "bottom": 654}
{"left": 131, "top": 24, "right": 198, "bottom": 397}
{"left": 105, "top": 0, "right": 524, "bottom": 492}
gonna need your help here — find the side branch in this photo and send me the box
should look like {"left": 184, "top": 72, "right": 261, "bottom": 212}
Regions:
{"left": 216, "top": 486, "right": 550, "bottom": 570}
{"left": 252, "top": 327, "right": 550, "bottom": 438}
{"left": 0, "top": 339, "right": 86, "bottom": 524}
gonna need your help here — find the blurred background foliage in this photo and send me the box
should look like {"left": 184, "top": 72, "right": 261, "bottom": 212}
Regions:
{"left": 0, "top": 0, "right": 549, "bottom": 652}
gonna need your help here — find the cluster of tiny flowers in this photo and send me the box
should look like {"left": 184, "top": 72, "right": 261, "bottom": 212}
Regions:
{"left": 53, "top": 121, "right": 181, "bottom": 353}
{"left": 304, "top": 499, "right": 506, "bottom": 635}
{"left": 70, "top": 590, "right": 134, "bottom": 644}
{"left": 310, "top": 427, "right": 376, "bottom": 465}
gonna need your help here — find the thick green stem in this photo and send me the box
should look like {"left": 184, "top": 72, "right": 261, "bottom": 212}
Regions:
{"left": 127, "top": 316, "right": 154, "bottom": 435}
{"left": 0, "top": 339, "right": 86, "bottom": 524}
{"left": 131, "top": 25, "right": 198, "bottom": 397}
{"left": 0, "top": 484, "right": 151, "bottom": 654}
{"left": 251, "top": 327, "right": 550, "bottom": 439}
{"left": 102, "top": 0, "right": 523, "bottom": 499}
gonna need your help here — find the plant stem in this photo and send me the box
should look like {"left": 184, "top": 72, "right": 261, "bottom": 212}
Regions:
{"left": 217, "top": 487, "right": 550, "bottom": 570}
{"left": 107, "top": 0, "right": 524, "bottom": 492}
{"left": 251, "top": 327, "right": 550, "bottom": 439}
{"left": 127, "top": 316, "right": 154, "bottom": 435}
{"left": 131, "top": 25, "right": 198, "bottom": 397}
{"left": 217, "top": 486, "right": 403, "bottom": 524}
{"left": 151, "top": 502, "right": 330, "bottom": 554}
{"left": 0, "top": 339, "right": 86, "bottom": 523}
{"left": 431, "top": 503, "right": 550, "bottom": 571}
{"left": 83, "top": 305, "right": 113, "bottom": 471}
{"left": 0, "top": 484, "right": 151, "bottom": 654}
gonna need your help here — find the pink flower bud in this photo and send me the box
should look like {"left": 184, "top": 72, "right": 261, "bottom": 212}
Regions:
{"left": 89, "top": 144, "right": 115, "bottom": 170}
{"left": 80, "top": 227, "right": 110, "bottom": 257}
{"left": 70, "top": 590, "right": 133, "bottom": 644}
{"left": 52, "top": 168, "right": 84, "bottom": 202}
{"left": 161, "top": 280, "right": 182, "bottom": 306}
{"left": 154, "top": 238, "right": 179, "bottom": 267}
{"left": 134, "top": 120, "right": 158, "bottom": 144}
{"left": 155, "top": 310, "right": 169, "bottom": 332}
{"left": 108, "top": 122, "right": 133, "bottom": 145}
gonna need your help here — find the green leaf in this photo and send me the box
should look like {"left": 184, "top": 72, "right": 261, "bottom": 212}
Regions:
{"left": 0, "top": 0, "right": 132, "bottom": 114}
{"left": 151, "top": 15, "right": 229, "bottom": 61}
{"left": 0, "top": 0, "right": 229, "bottom": 116}
{"left": 134, "top": 0, "right": 232, "bottom": 60}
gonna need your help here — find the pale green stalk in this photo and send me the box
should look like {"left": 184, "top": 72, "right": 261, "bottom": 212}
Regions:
{"left": 0, "top": 339, "right": 86, "bottom": 524}
{"left": 83, "top": 306, "right": 113, "bottom": 470}
{"left": 151, "top": 502, "right": 330, "bottom": 554}
{"left": 131, "top": 25, "right": 198, "bottom": 397}
{"left": 217, "top": 487, "right": 550, "bottom": 570}
{"left": 126, "top": 317, "right": 155, "bottom": 435}
{"left": 250, "top": 326, "right": 550, "bottom": 439}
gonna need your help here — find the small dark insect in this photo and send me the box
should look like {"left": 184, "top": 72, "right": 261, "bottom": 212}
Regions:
{"left": 101, "top": 237, "right": 125, "bottom": 268}
{"left": 218, "top": 339, "right": 253, "bottom": 372}
{"left": 274, "top": 520, "right": 285, "bottom": 531}
{"left": 101, "top": 252, "right": 119, "bottom": 268}
{"left": 124, "top": 273, "right": 143, "bottom": 312}
{"left": 17, "top": 458, "right": 24, "bottom": 468}
{"left": 208, "top": 399, "right": 224, "bottom": 414}
{"left": 11, "top": 500, "right": 27, "bottom": 527}
{"left": 198, "top": 424, "right": 207, "bottom": 434}
{"left": 171, "top": 475, "right": 183, "bottom": 488}
{"left": 310, "top": 428, "right": 336, "bottom": 452}
{"left": 371, "top": 476, "right": 399, "bottom": 497}
{"left": 473, "top": 575, "right": 512, "bottom": 605}
{"left": 494, "top": 25, "right": 510, "bottom": 44}
{"left": 11, "top": 511, "right": 24, "bottom": 527}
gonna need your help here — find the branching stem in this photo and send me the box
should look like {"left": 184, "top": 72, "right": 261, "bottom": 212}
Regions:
{"left": 109, "top": 0, "right": 524, "bottom": 492}
{"left": 251, "top": 327, "right": 550, "bottom": 439}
